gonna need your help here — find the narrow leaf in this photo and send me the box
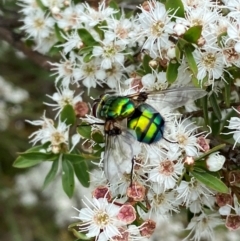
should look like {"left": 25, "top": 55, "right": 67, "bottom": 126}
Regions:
{"left": 77, "top": 124, "right": 92, "bottom": 139}
{"left": 183, "top": 26, "right": 202, "bottom": 44}
{"left": 166, "top": 60, "right": 180, "bottom": 84}
{"left": 191, "top": 171, "right": 228, "bottom": 193}
{"left": 91, "top": 130, "right": 105, "bottom": 143}
{"left": 18, "top": 152, "right": 57, "bottom": 161}
{"left": 60, "top": 104, "right": 76, "bottom": 126}
{"left": 166, "top": 0, "right": 184, "bottom": 18}
{"left": 63, "top": 153, "right": 99, "bottom": 164}
{"left": 62, "top": 159, "right": 75, "bottom": 198}
{"left": 13, "top": 156, "right": 43, "bottom": 168}
{"left": 142, "top": 55, "right": 152, "bottom": 74}
{"left": 209, "top": 92, "right": 222, "bottom": 120}
{"left": 184, "top": 45, "right": 197, "bottom": 76}
{"left": 77, "top": 28, "right": 99, "bottom": 47}
{"left": 42, "top": 159, "right": 59, "bottom": 189}
{"left": 223, "top": 79, "right": 231, "bottom": 108}
{"left": 73, "top": 162, "right": 90, "bottom": 187}
{"left": 13, "top": 152, "right": 57, "bottom": 168}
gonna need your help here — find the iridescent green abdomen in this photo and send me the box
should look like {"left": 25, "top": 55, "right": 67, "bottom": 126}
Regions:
{"left": 94, "top": 94, "right": 135, "bottom": 120}
{"left": 127, "top": 103, "right": 164, "bottom": 144}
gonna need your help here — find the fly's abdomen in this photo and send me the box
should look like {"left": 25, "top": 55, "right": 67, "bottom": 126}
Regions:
{"left": 94, "top": 94, "right": 135, "bottom": 120}
{"left": 127, "top": 103, "right": 164, "bottom": 144}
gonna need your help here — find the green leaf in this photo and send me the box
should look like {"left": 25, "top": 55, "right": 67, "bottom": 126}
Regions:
{"left": 73, "top": 161, "right": 90, "bottom": 187}
{"left": 18, "top": 152, "right": 57, "bottom": 161}
{"left": 62, "top": 159, "right": 75, "bottom": 198}
{"left": 166, "top": 59, "right": 180, "bottom": 84}
{"left": 83, "top": 53, "right": 93, "bottom": 63}
{"left": 91, "top": 130, "right": 105, "bottom": 143}
{"left": 201, "top": 95, "right": 209, "bottom": 125}
{"left": 211, "top": 111, "right": 221, "bottom": 136}
{"left": 13, "top": 151, "right": 57, "bottom": 168}
{"left": 42, "top": 159, "right": 59, "bottom": 189}
{"left": 60, "top": 104, "right": 76, "bottom": 126}
{"left": 209, "top": 92, "right": 222, "bottom": 120}
{"left": 35, "top": 0, "right": 47, "bottom": 11}
{"left": 175, "top": 45, "right": 181, "bottom": 62}
{"left": 223, "top": 78, "right": 231, "bottom": 108}
{"left": 183, "top": 26, "right": 202, "bottom": 44}
{"left": 77, "top": 124, "right": 92, "bottom": 139}
{"left": 13, "top": 156, "right": 43, "bottom": 168}
{"left": 191, "top": 170, "right": 228, "bottom": 193}
{"left": 77, "top": 29, "right": 99, "bottom": 47}
{"left": 108, "top": 1, "right": 121, "bottom": 19}
{"left": 166, "top": 0, "right": 184, "bottom": 18}
{"left": 78, "top": 46, "right": 94, "bottom": 55}
{"left": 184, "top": 45, "right": 197, "bottom": 76}
{"left": 54, "top": 24, "right": 65, "bottom": 42}
{"left": 63, "top": 153, "right": 99, "bottom": 164}
{"left": 142, "top": 55, "right": 152, "bottom": 74}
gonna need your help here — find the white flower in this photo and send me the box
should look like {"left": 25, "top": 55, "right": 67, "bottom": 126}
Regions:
{"left": 27, "top": 113, "right": 79, "bottom": 153}
{"left": 73, "top": 197, "right": 121, "bottom": 241}
{"left": 137, "top": 1, "right": 174, "bottom": 57}
{"left": 224, "top": 107, "right": 240, "bottom": 149}
{"left": 193, "top": 47, "right": 224, "bottom": 85}
{"left": 57, "top": 4, "right": 84, "bottom": 30}
{"left": 148, "top": 157, "right": 184, "bottom": 190}
{"left": 206, "top": 152, "right": 226, "bottom": 172}
{"left": 104, "top": 16, "right": 135, "bottom": 45}
{"left": 141, "top": 72, "right": 168, "bottom": 91}
{"left": 168, "top": 118, "right": 202, "bottom": 156}
{"left": 176, "top": 178, "right": 214, "bottom": 207}
{"left": 183, "top": 213, "right": 223, "bottom": 241}
{"left": 57, "top": 31, "right": 83, "bottom": 54}
{"left": 92, "top": 40, "right": 126, "bottom": 69}
{"left": 34, "top": 32, "right": 58, "bottom": 54}
{"left": 50, "top": 52, "right": 79, "bottom": 86}
{"left": 74, "top": 58, "right": 106, "bottom": 92}
{"left": 147, "top": 186, "right": 179, "bottom": 215}
{"left": 80, "top": 1, "right": 117, "bottom": 27}
{"left": 18, "top": 0, "right": 40, "bottom": 15}
{"left": 21, "top": 10, "right": 55, "bottom": 40}
{"left": 227, "top": 20, "right": 240, "bottom": 53}
{"left": 45, "top": 86, "right": 83, "bottom": 118}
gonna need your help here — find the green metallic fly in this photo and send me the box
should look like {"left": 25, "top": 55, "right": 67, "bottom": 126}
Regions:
{"left": 92, "top": 87, "right": 207, "bottom": 182}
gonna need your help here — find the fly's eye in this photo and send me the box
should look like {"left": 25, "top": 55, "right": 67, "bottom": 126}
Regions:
{"left": 92, "top": 99, "right": 100, "bottom": 117}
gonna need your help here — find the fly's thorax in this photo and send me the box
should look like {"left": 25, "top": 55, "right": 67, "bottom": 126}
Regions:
{"left": 93, "top": 94, "right": 135, "bottom": 120}
{"left": 127, "top": 103, "right": 165, "bottom": 144}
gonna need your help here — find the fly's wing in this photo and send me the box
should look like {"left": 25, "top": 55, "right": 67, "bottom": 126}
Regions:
{"left": 104, "top": 127, "right": 141, "bottom": 183}
{"left": 145, "top": 87, "right": 207, "bottom": 109}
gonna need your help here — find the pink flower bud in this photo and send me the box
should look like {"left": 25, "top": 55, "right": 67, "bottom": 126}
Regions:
{"left": 117, "top": 204, "right": 136, "bottom": 224}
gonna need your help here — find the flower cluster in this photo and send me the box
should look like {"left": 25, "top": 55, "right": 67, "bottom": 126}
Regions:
{"left": 15, "top": 0, "right": 240, "bottom": 240}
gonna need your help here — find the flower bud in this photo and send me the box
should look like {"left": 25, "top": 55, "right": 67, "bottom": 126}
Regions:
{"left": 74, "top": 101, "right": 89, "bottom": 117}
{"left": 206, "top": 152, "right": 225, "bottom": 172}
{"left": 226, "top": 214, "right": 240, "bottom": 230}
{"left": 174, "top": 23, "right": 187, "bottom": 36}
{"left": 92, "top": 186, "right": 112, "bottom": 201}
{"left": 117, "top": 204, "right": 136, "bottom": 224}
